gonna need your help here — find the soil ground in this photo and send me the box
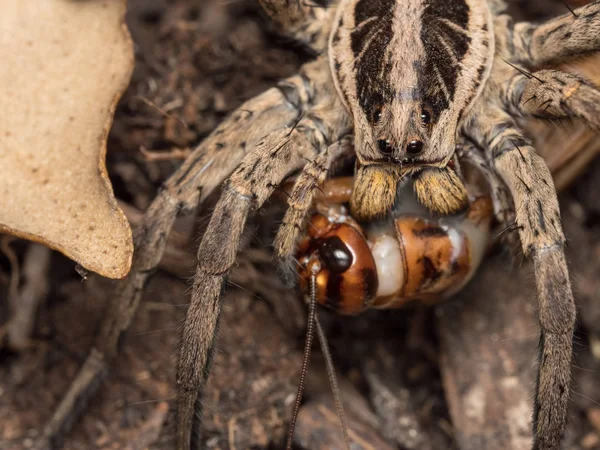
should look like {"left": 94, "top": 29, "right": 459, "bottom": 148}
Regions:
{"left": 2, "top": 1, "right": 600, "bottom": 449}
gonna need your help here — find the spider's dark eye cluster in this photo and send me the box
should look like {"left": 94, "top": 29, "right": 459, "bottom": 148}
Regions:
{"left": 406, "top": 140, "right": 423, "bottom": 155}
{"left": 421, "top": 110, "right": 431, "bottom": 125}
{"left": 420, "top": 106, "right": 434, "bottom": 126}
{"left": 370, "top": 105, "right": 383, "bottom": 124}
{"left": 378, "top": 139, "right": 393, "bottom": 155}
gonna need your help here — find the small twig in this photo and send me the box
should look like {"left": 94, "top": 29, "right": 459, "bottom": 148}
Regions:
{"left": 140, "top": 145, "right": 192, "bottom": 162}
{"left": 0, "top": 235, "right": 20, "bottom": 300}
{"left": 134, "top": 95, "right": 190, "bottom": 129}
{"left": 6, "top": 243, "right": 52, "bottom": 350}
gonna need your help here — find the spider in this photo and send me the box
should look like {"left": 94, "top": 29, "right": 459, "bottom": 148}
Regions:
{"left": 37, "top": 1, "right": 600, "bottom": 449}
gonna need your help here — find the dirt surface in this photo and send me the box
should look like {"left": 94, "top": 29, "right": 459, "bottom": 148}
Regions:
{"left": 2, "top": 1, "right": 600, "bottom": 450}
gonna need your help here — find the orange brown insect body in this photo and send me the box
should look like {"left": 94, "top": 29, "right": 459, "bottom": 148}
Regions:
{"left": 297, "top": 177, "right": 493, "bottom": 314}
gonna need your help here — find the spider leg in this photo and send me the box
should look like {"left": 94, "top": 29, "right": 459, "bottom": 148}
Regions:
{"left": 273, "top": 135, "right": 352, "bottom": 274}
{"left": 258, "top": 0, "right": 338, "bottom": 53}
{"left": 503, "top": 68, "right": 600, "bottom": 128}
{"left": 177, "top": 102, "right": 348, "bottom": 449}
{"left": 34, "top": 60, "right": 327, "bottom": 450}
{"left": 510, "top": 1, "right": 600, "bottom": 66}
{"left": 457, "top": 141, "right": 513, "bottom": 225}
{"left": 465, "top": 108, "right": 576, "bottom": 450}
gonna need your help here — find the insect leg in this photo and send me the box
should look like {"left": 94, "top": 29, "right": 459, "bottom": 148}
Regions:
{"left": 178, "top": 108, "right": 348, "bottom": 449}
{"left": 466, "top": 109, "right": 576, "bottom": 450}
{"left": 33, "top": 61, "right": 323, "bottom": 450}
{"left": 503, "top": 68, "right": 600, "bottom": 129}
{"left": 511, "top": 1, "right": 600, "bottom": 65}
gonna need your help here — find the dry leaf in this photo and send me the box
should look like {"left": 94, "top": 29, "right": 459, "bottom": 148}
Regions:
{"left": 0, "top": 0, "right": 134, "bottom": 279}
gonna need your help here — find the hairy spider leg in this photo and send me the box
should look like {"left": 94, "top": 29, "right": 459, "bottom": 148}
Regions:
{"left": 35, "top": 60, "right": 325, "bottom": 450}
{"left": 258, "top": 0, "right": 338, "bottom": 53}
{"left": 504, "top": 68, "right": 600, "bottom": 129}
{"left": 464, "top": 105, "right": 576, "bottom": 450}
{"left": 178, "top": 59, "right": 350, "bottom": 450}
{"left": 274, "top": 135, "right": 353, "bottom": 278}
{"left": 510, "top": 1, "right": 600, "bottom": 66}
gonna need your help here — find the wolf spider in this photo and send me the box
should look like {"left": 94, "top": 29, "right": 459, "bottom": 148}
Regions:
{"left": 37, "top": 1, "right": 600, "bottom": 449}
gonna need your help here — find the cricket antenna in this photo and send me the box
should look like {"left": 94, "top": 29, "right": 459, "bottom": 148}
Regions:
{"left": 315, "top": 314, "right": 351, "bottom": 450}
{"left": 285, "top": 274, "right": 318, "bottom": 450}
{"left": 286, "top": 272, "right": 352, "bottom": 450}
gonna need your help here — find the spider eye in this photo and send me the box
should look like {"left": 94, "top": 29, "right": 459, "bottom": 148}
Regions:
{"left": 406, "top": 140, "right": 423, "bottom": 155}
{"left": 369, "top": 104, "right": 383, "bottom": 124}
{"left": 378, "top": 139, "right": 393, "bottom": 155}
{"left": 420, "top": 106, "right": 434, "bottom": 125}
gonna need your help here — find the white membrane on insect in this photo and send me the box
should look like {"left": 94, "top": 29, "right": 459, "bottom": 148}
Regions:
{"left": 368, "top": 229, "right": 404, "bottom": 298}
{"left": 441, "top": 212, "right": 490, "bottom": 296}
